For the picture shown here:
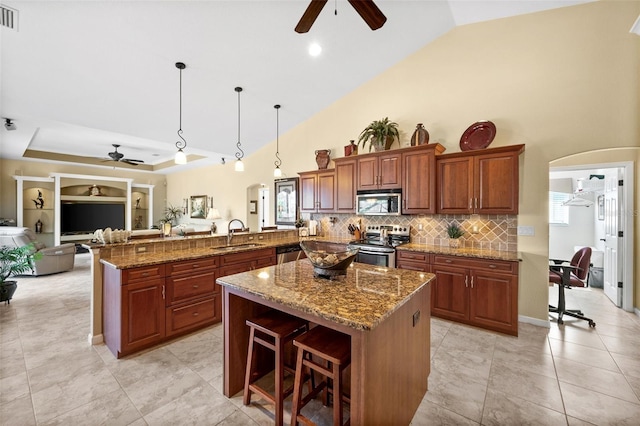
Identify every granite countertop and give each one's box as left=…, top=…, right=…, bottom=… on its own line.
left=398, top=243, right=521, bottom=262
left=217, top=259, right=434, bottom=331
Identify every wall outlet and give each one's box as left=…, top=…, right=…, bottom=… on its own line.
left=258, top=235, right=264, bottom=240
left=248, top=236, right=254, bottom=240
left=412, top=310, right=420, bottom=327
left=517, top=225, right=535, bottom=236
left=418, top=223, right=423, bottom=230
left=136, top=246, right=147, bottom=253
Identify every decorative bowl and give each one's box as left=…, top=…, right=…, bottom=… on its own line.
left=300, top=241, right=359, bottom=279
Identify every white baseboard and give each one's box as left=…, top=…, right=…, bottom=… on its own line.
left=88, top=333, right=104, bottom=345
left=519, top=315, right=550, bottom=328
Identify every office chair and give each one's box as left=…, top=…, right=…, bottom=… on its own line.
left=549, top=246, right=596, bottom=327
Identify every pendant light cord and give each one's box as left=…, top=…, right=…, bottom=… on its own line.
left=235, top=87, right=244, bottom=160
left=176, top=62, right=187, bottom=150
left=274, top=104, right=281, bottom=168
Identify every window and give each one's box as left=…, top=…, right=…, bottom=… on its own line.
left=549, top=192, right=570, bottom=225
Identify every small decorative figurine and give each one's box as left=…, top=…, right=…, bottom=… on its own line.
left=32, top=190, right=44, bottom=209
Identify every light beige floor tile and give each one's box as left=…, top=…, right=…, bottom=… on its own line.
left=0, top=394, right=36, bottom=425
left=554, top=357, right=639, bottom=403
left=0, top=337, right=26, bottom=380
left=492, top=342, right=557, bottom=379
left=215, top=408, right=261, bottom=425
left=410, top=399, right=479, bottom=425
left=560, top=381, right=640, bottom=425
left=548, top=326, right=606, bottom=351
left=0, top=370, right=30, bottom=404
left=549, top=337, right=620, bottom=373
left=567, top=416, right=597, bottom=425
left=127, top=418, right=149, bottom=426
left=600, top=334, right=640, bottom=359
left=431, top=347, right=493, bottom=381
left=143, top=383, right=237, bottom=425
left=481, top=388, right=567, bottom=426
left=39, top=388, right=142, bottom=426
left=423, top=366, right=487, bottom=422
left=488, top=359, right=564, bottom=413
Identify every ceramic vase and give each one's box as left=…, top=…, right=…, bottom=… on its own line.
left=411, top=123, right=430, bottom=146
left=344, top=140, right=358, bottom=157
left=315, top=149, right=331, bottom=169
left=449, top=238, right=461, bottom=249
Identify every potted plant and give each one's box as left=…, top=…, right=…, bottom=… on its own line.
left=446, top=223, right=465, bottom=248
left=357, top=117, right=400, bottom=152
left=0, top=244, right=41, bottom=304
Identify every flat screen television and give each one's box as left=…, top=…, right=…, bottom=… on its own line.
left=61, top=202, right=125, bottom=234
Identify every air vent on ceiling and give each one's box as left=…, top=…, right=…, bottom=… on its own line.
left=1, top=4, right=18, bottom=31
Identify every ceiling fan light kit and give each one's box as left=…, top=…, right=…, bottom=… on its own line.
left=174, top=61, right=188, bottom=165
left=295, top=0, right=386, bottom=33
left=234, top=86, right=245, bottom=172
left=106, top=144, right=144, bottom=166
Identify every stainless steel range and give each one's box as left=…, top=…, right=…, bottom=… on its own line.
left=348, top=224, right=411, bottom=267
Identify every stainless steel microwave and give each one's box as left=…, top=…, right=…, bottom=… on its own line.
left=356, top=190, right=402, bottom=216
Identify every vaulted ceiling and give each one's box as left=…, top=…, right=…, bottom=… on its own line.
left=0, top=1, right=592, bottom=173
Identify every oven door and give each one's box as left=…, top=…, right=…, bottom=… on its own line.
left=355, top=249, right=396, bottom=268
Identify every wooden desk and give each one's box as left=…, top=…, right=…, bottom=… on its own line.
left=217, top=260, right=433, bottom=425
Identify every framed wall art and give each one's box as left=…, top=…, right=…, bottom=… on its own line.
left=597, top=195, right=604, bottom=221
left=190, top=195, right=207, bottom=219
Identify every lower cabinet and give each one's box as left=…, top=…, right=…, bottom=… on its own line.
left=396, top=250, right=519, bottom=336
left=121, top=277, right=166, bottom=353
left=218, top=247, right=276, bottom=277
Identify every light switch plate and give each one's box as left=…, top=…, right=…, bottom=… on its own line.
left=517, top=225, right=535, bottom=236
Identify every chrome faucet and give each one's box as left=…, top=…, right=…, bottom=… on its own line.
left=227, top=219, right=246, bottom=245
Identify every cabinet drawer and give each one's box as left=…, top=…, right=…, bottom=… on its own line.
left=166, top=270, right=217, bottom=305
left=167, top=257, right=218, bottom=276
left=396, top=260, right=430, bottom=273
left=220, top=248, right=275, bottom=267
left=166, top=297, right=217, bottom=336
left=254, top=255, right=276, bottom=269
left=432, top=255, right=517, bottom=274
left=123, top=264, right=166, bottom=282
left=397, top=250, right=430, bottom=263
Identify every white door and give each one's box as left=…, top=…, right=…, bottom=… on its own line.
left=603, top=169, right=622, bottom=306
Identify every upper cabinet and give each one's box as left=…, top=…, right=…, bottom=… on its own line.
left=299, top=170, right=336, bottom=213
left=436, top=144, right=524, bottom=215
left=357, top=151, right=402, bottom=191
left=333, top=158, right=357, bottom=213
left=402, top=144, right=446, bottom=214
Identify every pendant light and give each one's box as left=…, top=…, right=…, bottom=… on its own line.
left=273, top=104, right=282, bottom=177
left=234, top=86, right=245, bottom=172
left=174, top=62, right=188, bottom=165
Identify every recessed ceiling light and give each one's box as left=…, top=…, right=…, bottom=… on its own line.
left=308, top=43, right=322, bottom=57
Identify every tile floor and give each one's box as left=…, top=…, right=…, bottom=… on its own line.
left=1, top=253, right=640, bottom=425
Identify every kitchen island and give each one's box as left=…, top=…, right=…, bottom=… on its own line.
left=217, top=259, right=434, bottom=425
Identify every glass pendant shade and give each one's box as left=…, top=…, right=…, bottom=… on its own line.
left=235, top=159, right=244, bottom=172
left=175, top=148, right=187, bottom=165
left=273, top=166, right=282, bottom=177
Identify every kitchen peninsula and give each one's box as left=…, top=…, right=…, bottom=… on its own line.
left=217, top=259, right=434, bottom=425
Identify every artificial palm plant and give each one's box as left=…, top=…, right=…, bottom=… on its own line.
left=0, top=244, right=41, bottom=303
left=357, top=117, right=400, bottom=152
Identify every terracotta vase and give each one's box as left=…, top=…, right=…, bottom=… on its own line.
left=411, top=123, right=430, bottom=146
left=315, top=149, right=331, bottom=169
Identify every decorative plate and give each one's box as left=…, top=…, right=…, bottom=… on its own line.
left=459, top=120, right=496, bottom=151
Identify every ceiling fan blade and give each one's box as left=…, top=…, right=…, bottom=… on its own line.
left=348, top=0, right=387, bottom=31
left=295, top=0, right=328, bottom=33
left=122, top=159, right=144, bottom=165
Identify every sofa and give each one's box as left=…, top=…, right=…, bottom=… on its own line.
left=0, top=227, right=75, bottom=276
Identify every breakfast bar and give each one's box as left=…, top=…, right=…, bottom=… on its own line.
left=217, top=259, right=434, bottom=425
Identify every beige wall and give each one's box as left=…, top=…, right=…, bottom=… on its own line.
left=0, top=158, right=168, bottom=226
left=166, top=1, right=640, bottom=321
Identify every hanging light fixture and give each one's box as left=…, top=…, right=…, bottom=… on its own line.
left=174, top=62, right=188, bottom=165
left=273, top=104, right=282, bottom=177
left=234, top=86, right=245, bottom=172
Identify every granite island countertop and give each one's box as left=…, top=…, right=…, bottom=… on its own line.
left=398, top=243, right=521, bottom=262
left=216, top=259, right=434, bottom=331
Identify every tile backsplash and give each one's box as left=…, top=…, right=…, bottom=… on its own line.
left=309, top=213, right=518, bottom=252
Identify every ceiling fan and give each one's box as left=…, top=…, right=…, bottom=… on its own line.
left=295, top=0, right=387, bottom=33
left=104, top=144, right=144, bottom=166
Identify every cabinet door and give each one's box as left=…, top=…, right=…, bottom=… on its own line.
left=357, top=156, right=379, bottom=191
left=378, top=153, right=402, bottom=189
left=469, top=271, right=518, bottom=335
left=402, top=149, right=436, bottom=214
left=475, top=152, right=519, bottom=214
left=335, top=159, right=357, bottom=212
left=299, top=173, right=318, bottom=212
left=437, top=157, right=474, bottom=214
left=317, top=171, right=335, bottom=212
left=122, top=278, right=165, bottom=354
left=431, top=265, right=468, bottom=321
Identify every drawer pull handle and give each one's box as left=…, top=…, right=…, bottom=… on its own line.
left=489, top=264, right=497, bottom=269
left=445, top=260, right=452, bottom=263
left=141, top=272, right=149, bottom=277
left=193, top=285, right=199, bottom=289
left=193, top=312, right=199, bottom=317
left=193, top=264, right=200, bottom=268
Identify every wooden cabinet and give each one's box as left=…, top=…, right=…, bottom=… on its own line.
left=165, top=257, right=220, bottom=337
left=436, top=144, right=524, bottom=214
left=401, top=145, right=444, bottom=214
left=218, top=247, right=276, bottom=278
left=299, top=170, right=335, bottom=213
left=357, top=152, right=402, bottom=191
left=334, top=158, right=357, bottom=213
left=395, top=250, right=519, bottom=336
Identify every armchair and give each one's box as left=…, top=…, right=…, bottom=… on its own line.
left=549, top=246, right=596, bottom=327
left=0, top=227, right=75, bottom=276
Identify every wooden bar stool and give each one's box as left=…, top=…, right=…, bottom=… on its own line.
left=290, top=326, right=351, bottom=426
left=244, top=311, right=308, bottom=426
